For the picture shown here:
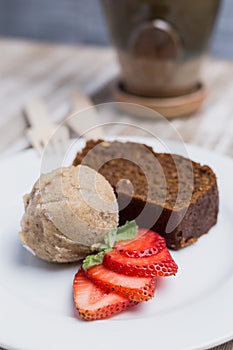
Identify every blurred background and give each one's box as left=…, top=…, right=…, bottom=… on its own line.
left=0, top=0, right=232, bottom=58
left=1, top=0, right=233, bottom=160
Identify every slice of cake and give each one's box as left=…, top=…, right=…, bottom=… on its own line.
left=73, top=139, right=219, bottom=250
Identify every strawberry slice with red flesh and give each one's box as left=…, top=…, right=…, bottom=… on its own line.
left=85, top=264, right=155, bottom=302
left=73, top=268, right=137, bottom=321
left=115, top=228, right=166, bottom=258
left=103, top=248, right=178, bottom=278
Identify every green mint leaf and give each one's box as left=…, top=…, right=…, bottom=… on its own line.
left=116, top=220, right=138, bottom=242
left=82, top=220, right=138, bottom=270
left=104, top=227, right=117, bottom=248
left=82, top=250, right=106, bottom=270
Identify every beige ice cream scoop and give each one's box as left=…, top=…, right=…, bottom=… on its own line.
left=20, top=165, right=118, bottom=263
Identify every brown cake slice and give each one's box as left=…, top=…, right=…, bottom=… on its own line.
left=73, top=139, right=219, bottom=250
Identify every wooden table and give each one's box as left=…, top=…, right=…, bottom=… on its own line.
left=0, top=39, right=232, bottom=350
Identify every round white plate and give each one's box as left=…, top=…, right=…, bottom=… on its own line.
left=0, top=137, right=233, bottom=350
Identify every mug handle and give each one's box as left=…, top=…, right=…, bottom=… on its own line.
left=129, top=19, right=180, bottom=60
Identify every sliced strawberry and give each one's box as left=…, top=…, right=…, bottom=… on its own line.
left=103, top=248, right=178, bottom=277
left=73, top=268, right=137, bottom=321
left=115, top=228, right=166, bottom=258
left=85, top=264, right=155, bottom=302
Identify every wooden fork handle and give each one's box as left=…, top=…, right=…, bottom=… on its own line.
left=24, top=98, right=54, bottom=130
left=25, top=127, right=44, bottom=155
left=71, top=90, right=96, bottom=113
left=66, top=90, right=104, bottom=140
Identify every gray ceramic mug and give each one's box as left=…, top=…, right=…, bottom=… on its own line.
left=102, top=0, right=221, bottom=97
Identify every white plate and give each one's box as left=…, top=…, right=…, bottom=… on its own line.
left=0, top=137, right=233, bottom=350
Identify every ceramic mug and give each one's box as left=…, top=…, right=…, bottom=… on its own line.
left=102, top=0, right=221, bottom=97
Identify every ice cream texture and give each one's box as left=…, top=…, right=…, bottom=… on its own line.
left=20, top=165, right=119, bottom=262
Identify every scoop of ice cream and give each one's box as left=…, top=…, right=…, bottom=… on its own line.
left=20, top=165, right=118, bottom=262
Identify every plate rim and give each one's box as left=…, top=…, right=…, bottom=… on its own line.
left=0, top=137, right=233, bottom=350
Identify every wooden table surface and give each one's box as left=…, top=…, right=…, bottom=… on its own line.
left=0, top=39, right=232, bottom=350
